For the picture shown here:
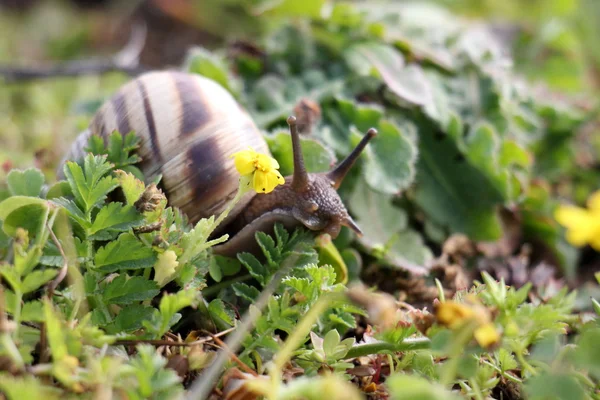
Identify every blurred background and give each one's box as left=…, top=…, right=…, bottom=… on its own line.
left=1, top=0, right=599, bottom=174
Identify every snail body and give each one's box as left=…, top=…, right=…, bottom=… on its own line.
left=62, top=71, right=375, bottom=255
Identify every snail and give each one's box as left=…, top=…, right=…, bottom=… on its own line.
left=60, top=70, right=376, bottom=256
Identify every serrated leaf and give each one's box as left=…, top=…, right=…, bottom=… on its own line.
left=0, top=376, right=61, bottom=400
left=43, top=300, right=68, bottom=361
left=208, top=298, right=235, bottom=328
left=21, top=301, right=44, bottom=322
left=238, top=253, right=267, bottom=286
left=106, top=304, right=155, bottom=334
left=153, top=250, right=179, bottom=287
left=51, top=197, right=90, bottom=230
left=102, top=275, right=160, bottom=305
left=7, top=168, right=45, bottom=197
left=0, top=264, right=22, bottom=292
left=88, top=202, right=144, bottom=240
left=114, top=170, right=145, bottom=205
left=144, top=289, right=199, bottom=338
left=63, top=154, right=118, bottom=214
left=94, top=233, right=156, bottom=273
left=21, top=269, right=58, bottom=293
left=232, top=282, right=261, bottom=303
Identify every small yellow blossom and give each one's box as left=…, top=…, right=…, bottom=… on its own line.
left=435, top=299, right=500, bottom=349
left=436, top=301, right=476, bottom=328
left=555, top=190, right=600, bottom=250
left=474, top=322, right=501, bottom=348
left=232, top=148, right=285, bottom=194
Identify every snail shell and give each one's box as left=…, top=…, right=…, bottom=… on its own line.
left=63, top=71, right=269, bottom=224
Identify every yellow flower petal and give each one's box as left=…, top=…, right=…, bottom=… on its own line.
left=435, top=301, right=475, bottom=328
left=587, top=190, right=600, bottom=211
left=254, top=153, right=275, bottom=172
left=233, top=148, right=258, bottom=176
left=474, top=322, right=500, bottom=348
left=554, top=205, right=590, bottom=229
left=253, top=169, right=285, bottom=194
left=589, top=234, right=600, bottom=252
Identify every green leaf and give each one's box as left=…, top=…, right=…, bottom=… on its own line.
left=387, top=374, right=460, bottom=400
left=0, top=375, right=61, bottom=400
left=208, top=298, right=235, bottom=328
left=51, top=197, right=90, bottom=230
left=102, top=275, right=160, bottom=305
left=363, top=120, right=418, bottom=194
left=43, top=300, right=68, bottom=361
left=114, top=170, right=145, bottom=205
left=345, top=42, right=433, bottom=107
left=126, top=345, right=182, bottom=399
left=525, top=372, right=585, bottom=400
left=349, top=179, right=430, bottom=272
left=258, top=0, right=325, bottom=18
left=238, top=253, right=267, bottom=286
left=0, top=264, right=22, bottom=292
left=88, top=203, right=144, bottom=240
left=232, top=282, right=260, bottom=303
left=21, top=269, right=58, bottom=293
left=7, top=168, right=45, bottom=197
left=414, top=119, right=505, bottom=240
left=0, top=197, right=49, bottom=236
left=94, top=233, right=156, bottom=273
left=63, top=154, right=118, bottom=214
left=185, top=47, right=238, bottom=96
left=322, top=329, right=341, bottom=357
left=21, top=301, right=45, bottom=322
left=45, top=181, right=72, bottom=200
left=267, top=131, right=335, bottom=176
left=106, top=304, right=155, bottom=334
left=144, top=289, right=200, bottom=338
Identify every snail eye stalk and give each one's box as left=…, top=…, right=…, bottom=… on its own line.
left=288, top=116, right=310, bottom=192
left=327, top=128, right=377, bottom=189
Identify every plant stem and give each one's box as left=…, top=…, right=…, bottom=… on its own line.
left=345, top=337, right=431, bottom=359
left=12, top=289, right=22, bottom=338
left=212, top=186, right=246, bottom=233
left=0, top=333, right=24, bottom=369
left=469, top=378, right=485, bottom=400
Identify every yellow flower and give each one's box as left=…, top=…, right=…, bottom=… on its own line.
left=435, top=301, right=475, bottom=329
left=555, top=190, right=600, bottom=250
left=435, top=299, right=500, bottom=349
left=232, top=148, right=285, bottom=194
left=474, top=322, right=500, bottom=348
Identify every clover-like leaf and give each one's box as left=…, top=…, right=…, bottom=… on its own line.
left=7, top=168, right=45, bottom=197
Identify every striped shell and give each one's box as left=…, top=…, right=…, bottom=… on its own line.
left=64, top=71, right=269, bottom=223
